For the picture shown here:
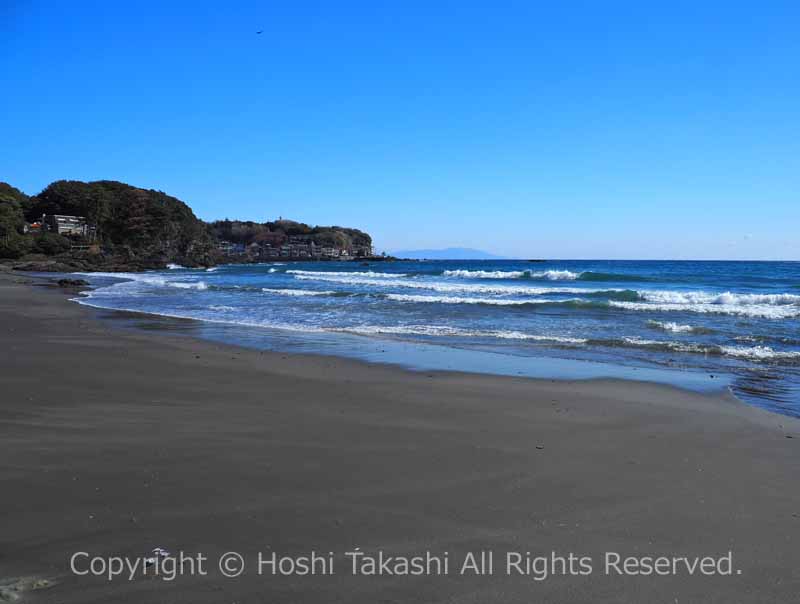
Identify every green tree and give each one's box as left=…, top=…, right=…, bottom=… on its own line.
left=32, top=232, right=71, bottom=255
left=0, top=198, right=32, bottom=258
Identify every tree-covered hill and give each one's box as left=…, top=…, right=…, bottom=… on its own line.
left=0, top=180, right=215, bottom=268
left=209, top=218, right=372, bottom=251
left=28, top=180, right=216, bottom=266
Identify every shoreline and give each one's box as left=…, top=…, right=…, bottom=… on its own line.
left=2, top=272, right=799, bottom=602
left=21, top=269, right=741, bottom=408
left=76, top=298, right=736, bottom=398
left=10, top=268, right=800, bottom=426
left=61, top=269, right=793, bottom=418
left=50, top=261, right=800, bottom=419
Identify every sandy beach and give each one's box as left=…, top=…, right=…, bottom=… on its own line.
left=1, top=271, right=798, bottom=603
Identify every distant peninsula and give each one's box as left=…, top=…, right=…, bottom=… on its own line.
left=0, top=180, right=375, bottom=272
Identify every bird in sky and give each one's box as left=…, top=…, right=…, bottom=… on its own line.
left=256, top=30, right=263, bottom=34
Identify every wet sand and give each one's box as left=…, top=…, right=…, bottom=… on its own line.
left=1, top=272, right=798, bottom=603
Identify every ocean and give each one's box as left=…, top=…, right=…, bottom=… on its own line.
left=74, top=260, right=800, bottom=417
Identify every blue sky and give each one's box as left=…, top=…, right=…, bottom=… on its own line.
left=2, top=1, right=799, bottom=259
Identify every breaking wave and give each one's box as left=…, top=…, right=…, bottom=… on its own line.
left=441, top=269, right=643, bottom=282
left=718, top=345, right=800, bottom=361
left=168, top=281, right=208, bottom=290
left=646, top=320, right=706, bottom=334
left=592, top=290, right=800, bottom=319
left=595, top=337, right=800, bottom=363
left=639, top=291, right=800, bottom=306
left=261, top=288, right=337, bottom=297
left=290, top=272, right=621, bottom=296
left=611, top=301, right=800, bottom=319
left=287, top=269, right=406, bottom=278
left=442, top=269, right=530, bottom=279
left=82, top=272, right=800, bottom=320
left=336, top=324, right=588, bottom=344
left=76, top=272, right=209, bottom=291
left=385, top=293, right=579, bottom=306
left=442, top=269, right=580, bottom=280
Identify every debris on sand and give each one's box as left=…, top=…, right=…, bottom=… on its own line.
left=144, top=547, right=171, bottom=566
left=0, top=576, right=55, bottom=602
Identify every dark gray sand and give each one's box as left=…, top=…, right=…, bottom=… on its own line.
left=1, top=272, right=798, bottom=603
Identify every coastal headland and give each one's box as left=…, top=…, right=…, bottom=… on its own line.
left=1, top=271, right=798, bottom=603
left=0, top=180, right=378, bottom=273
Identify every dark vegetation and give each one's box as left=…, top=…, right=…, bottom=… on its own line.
left=0, top=183, right=32, bottom=259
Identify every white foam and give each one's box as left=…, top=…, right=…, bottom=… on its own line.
left=72, top=298, right=329, bottom=333
left=166, top=263, right=185, bottom=270
left=290, top=273, right=800, bottom=315
left=261, top=288, right=336, bottom=297
left=71, top=296, right=586, bottom=346
left=287, top=270, right=405, bottom=278
left=611, top=300, right=800, bottom=319
left=443, top=269, right=529, bottom=279
left=441, top=269, right=581, bottom=280
left=718, top=345, right=800, bottom=361
left=291, top=273, right=613, bottom=296
left=75, top=272, right=209, bottom=292
left=532, top=270, right=580, bottom=280
left=168, top=281, right=208, bottom=290
left=610, top=337, right=800, bottom=361
left=646, top=320, right=697, bottom=333
left=338, top=324, right=587, bottom=344
left=639, top=290, right=800, bottom=306
left=608, top=289, right=800, bottom=318
left=618, top=337, right=706, bottom=354
left=386, top=293, right=565, bottom=306
left=208, top=305, right=236, bottom=311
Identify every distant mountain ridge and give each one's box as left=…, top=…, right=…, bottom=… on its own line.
left=390, top=247, right=505, bottom=260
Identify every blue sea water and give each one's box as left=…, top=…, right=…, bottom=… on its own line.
left=74, top=260, right=800, bottom=417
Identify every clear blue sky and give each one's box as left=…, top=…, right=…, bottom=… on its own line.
left=2, top=1, right=799, bottom=259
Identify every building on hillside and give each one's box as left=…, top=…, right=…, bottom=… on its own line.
left=41, top=214, right=92, bottom=237
left=320, top=247, right=339, bottom=258
left=263, top=247, right=280, bottom=258
left=351, top=244, right=373, bottom=257
left=216, top=241, right=246, bottom=255
left=215, top=238, right=373, bottom=260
